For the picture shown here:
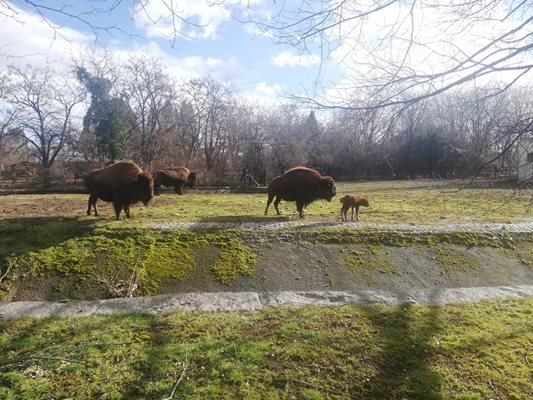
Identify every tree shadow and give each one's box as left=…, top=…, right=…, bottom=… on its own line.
left=120, top=315, right=185, bottom=399
left=0, top=217, right=99, bottom=297
left=0, top=217, right=98, bottom=261
left=197, top=215, right=291, bottom=223
left=360, top=292, right=443, bottom=399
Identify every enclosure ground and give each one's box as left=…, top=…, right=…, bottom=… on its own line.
left=1, top=180, right=532, bottom=399
left=1, top=180, right=532, bottom=302
left=1, top=299, right=532, bottom=399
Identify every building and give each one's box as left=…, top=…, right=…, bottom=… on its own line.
left=518, top=136, right=533, bottom=181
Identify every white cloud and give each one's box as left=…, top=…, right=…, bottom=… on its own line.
left=254, top=81, right=282, bottom=96
left=0, top=3, right=93, bottom=71
left=134, top=0, right=266, bottom=40
left=271, top=51, right=320, bottom=68
left=321, top=0, right=533, bottom=103
left=243, top=22, right=273, bottom=38
left=0, top=4, right=259, bottom=91
left=241, top=81, right=286, bottom=105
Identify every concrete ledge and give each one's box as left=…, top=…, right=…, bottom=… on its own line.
left=1, top=285, right=532, bottom=319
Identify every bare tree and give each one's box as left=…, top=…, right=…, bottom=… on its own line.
left=0, top=72, right=17, bottom=155
left=120, top=56, right=176, bottom=167
left=251, top=1, right=533, bottom=111
left=5, top=65, right=85, bottom=187
left=180, top=77, right=237, bottom=172
left=0, top=1, right=252, bottom=47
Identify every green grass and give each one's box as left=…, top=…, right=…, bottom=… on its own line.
left=0, top=298, right=531, bottom=399
left=344, top=245, right=399, bottom=276
left=129, top=181, right=533, bottom=224
left=0, top=227, right=257, bottom=299
left=1, top=180, right=531, bottom=224
left=1, top=219, right=531, bottom=300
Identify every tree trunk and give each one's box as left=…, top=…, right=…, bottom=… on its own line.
left=43, top=165, right=51, bottom=188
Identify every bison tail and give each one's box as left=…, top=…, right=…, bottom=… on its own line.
left=339, top=196, right=345, bottom=203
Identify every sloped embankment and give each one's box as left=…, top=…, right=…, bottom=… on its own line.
left=1, top=220, right=533, bottom=301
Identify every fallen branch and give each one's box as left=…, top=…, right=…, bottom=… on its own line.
left=97, top=266, right=141, bottom=298
left=0, top=260, right=13, bottom=285
left=292, top=378, right=350, bottom=398
left=163, top=350, right=189, bottom=400
left=0, top=355, right=92, bottom=368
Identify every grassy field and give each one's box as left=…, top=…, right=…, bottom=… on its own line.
left=1, top=180, right=532, bottom=301
left=1, top=299, right=532, bottom=399
left=1, top=180, right=532, bottom=399
left=1, top=180, right=532, bottom=224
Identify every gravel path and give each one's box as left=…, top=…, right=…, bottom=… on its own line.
left=149, top=220, right=533, bottom=233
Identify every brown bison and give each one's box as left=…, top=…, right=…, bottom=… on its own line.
left=264, top=167, right=336, bottom=218
left=153, top=167, right=197, bottom=195
left=340, top=194, right=369, bottom=222
left=84, top=161, right=154, bottom=220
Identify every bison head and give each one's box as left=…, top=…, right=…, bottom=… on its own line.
left=321, top=176, right=336, bottom=201
left=186, top=171, right=197, bottom=188
left=361, top=197, right=369, bottom=207
left=134, top=173, right=154, bottom=206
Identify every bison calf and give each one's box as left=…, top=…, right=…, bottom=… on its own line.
left=153, top=167, right=196, bottom=195
left=265, top=167, right=336, bottom=218
left=340, top=194, right=369, bottom=222
left=84, top=161, right=154, bottom=220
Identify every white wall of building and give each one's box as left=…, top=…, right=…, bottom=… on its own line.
left=518, top=137, right=533, bottom=181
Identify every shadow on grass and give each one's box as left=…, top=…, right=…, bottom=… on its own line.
left=0, top=217, right=99, bottom=289
left=361, top=293, right=443, bottom=399
left=197, top=215, right=291, bottom=223
left=0, top=217, right=97, bottom=257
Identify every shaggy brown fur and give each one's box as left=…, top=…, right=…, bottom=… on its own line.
left=265, top=166, right=336, bottom=218
left=340, top=194, right=369, bottom=222
left=84, top=161, right=154, bottom=220
left=153, top=167, right=197, bottom=195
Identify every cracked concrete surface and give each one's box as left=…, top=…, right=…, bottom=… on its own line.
left=1, top=285, right=532, bottom=319
left=148, top=221, right=533, bottom=233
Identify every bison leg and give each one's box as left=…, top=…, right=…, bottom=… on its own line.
left=351, top=206, right=355, bottom=221
left=175, top=182, right=184, bottom=195
left=124, top=203, right=132, bottom=219
left=87, top=195, right=93, bottom=216
left=341, top=206, right=346, bottom=222
left=113, top=197, right=123, bottom=220
left=355, top=205, right=360, bottom=221
left=273, top=197, right=282, bottom=216
left=296, top=200, right=305, bottom=218
left=264, top=194, right=274, bottom=215
left=87, top=194, right=98, bottom=216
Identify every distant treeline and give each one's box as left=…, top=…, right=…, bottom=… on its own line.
left=1, top=55, right=531, bottom=187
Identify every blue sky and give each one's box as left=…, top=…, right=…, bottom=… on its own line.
left=0, top=0, right=341, bottom=103
left=2, top=1, right=531, bottom=108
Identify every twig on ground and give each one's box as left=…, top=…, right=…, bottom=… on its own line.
left=0, top=259, right=13, bottom=285
left=0, top=356, right=92, bottom=368
left=98, top=266, right=141, bottom=298
left=162, top=350, right=189, bottom=400
left=292, top=379, right=350, bottom=398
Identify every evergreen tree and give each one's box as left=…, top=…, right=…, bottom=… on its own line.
left=76, top=67, right=129, bottom=163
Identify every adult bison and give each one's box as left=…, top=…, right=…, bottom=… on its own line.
left=84, top=161, right=154, bottom=220
left=264, top=167, right=336, bottom=218
left=153, top=167, right=196, bottom=195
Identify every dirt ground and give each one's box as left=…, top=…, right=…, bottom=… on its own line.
left=5, top=239, right=533, bottom=301
left=151, top=242, right=533, bottom=295
left=1, top=182, right=533, bottom=301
